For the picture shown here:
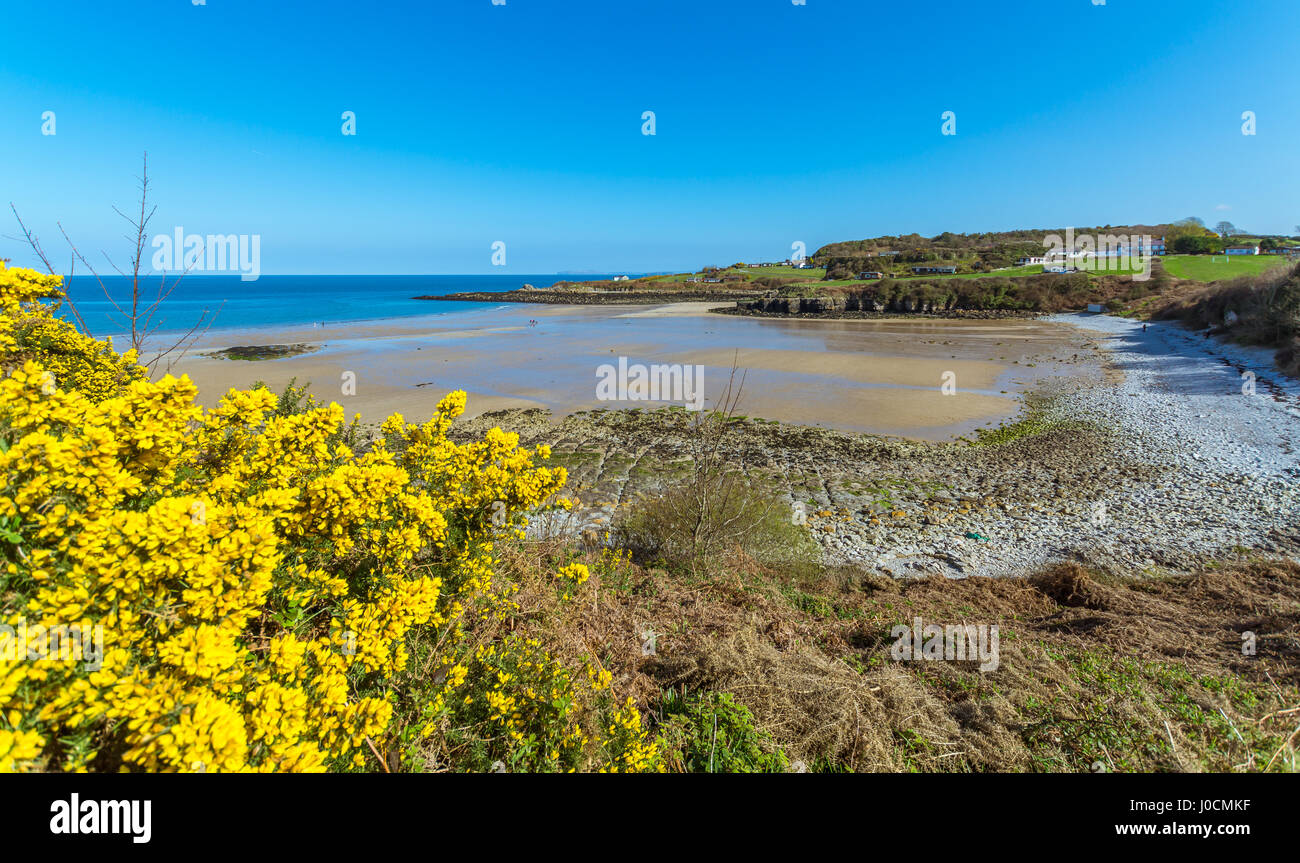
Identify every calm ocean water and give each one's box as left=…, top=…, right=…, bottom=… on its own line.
left=60, top=274, right=630, bottom=337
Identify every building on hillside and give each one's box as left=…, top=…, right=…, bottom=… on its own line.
left=1119, top=236, right=1167, bottom=256
left=910, top=266, right=957, bottom=275
left=858, top=271, right=885, bottom=280
left=612, top=275, right=630, bottom=281
left=1225, top=244, right=1261, bottom=255
left=1017, top=256, right=1046, bottom=266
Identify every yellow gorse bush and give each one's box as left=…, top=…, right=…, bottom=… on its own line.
left=0, top=262, right=145, bottom=403
left=0, top=263, right=659, bottom=772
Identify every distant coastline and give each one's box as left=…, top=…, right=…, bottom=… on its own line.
left=61, top=273, right=627, bottom=337
left=415, top=288, right=755, bottom=305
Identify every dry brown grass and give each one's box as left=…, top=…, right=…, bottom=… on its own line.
left=494, top=539, right=1300, bottom=772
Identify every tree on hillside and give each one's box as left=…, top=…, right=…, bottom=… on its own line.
left=1171, top=234, right=1223, bottom=255
left=1215, top=221, right=1238, bottom=238
left=1167, top=217, right=1216, bottom=249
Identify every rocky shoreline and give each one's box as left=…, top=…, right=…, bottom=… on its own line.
left=452, top=313, right=1300, bottom=580
left=726, top=295, right=1043, bottom=316
left=717, top=304, right=1043, bottom=321
left=416, top=289, right=758, bottom=305
left=207, top=343, right=321, bottom=361
left=417, top=287, right=1045, bottom=320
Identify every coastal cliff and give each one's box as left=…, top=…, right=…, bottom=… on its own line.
left=724, top=296, right=1041, bottom=318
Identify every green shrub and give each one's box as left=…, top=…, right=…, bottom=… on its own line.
left=655, top=691, right=788, bottom=773
left=613, top=473, right=818, bottom=575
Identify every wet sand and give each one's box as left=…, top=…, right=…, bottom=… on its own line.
left=164, top=302, right=1094, bottom=440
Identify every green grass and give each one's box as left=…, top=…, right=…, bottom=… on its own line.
left=888, top=263, right=1133, bottom=281
left=792, top=268, right=1045, bottom=287
left=903, top=264, right=1045, bottom=280
left=956, top=395, right=1089, bottom=447
left=961, top=264, right=1044, bottom=278
left=1022, top=648, right=1296, bottom=773
left=932, top=262, right=1145, bottom=280
left=740, top=265, right=827, bottom=280
left=1162, top=254, right=1290, bottom=282
left=787, top=279, right=860, bottom=290
left=644, top=265, right=829, bottom=285
left=1076, top=260, right=1150, bottom=277
left=654, top=691, right=788, bottom=773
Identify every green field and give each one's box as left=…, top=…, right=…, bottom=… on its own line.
left=738, top=265, right=827, bottom=279
left=907, top=264, right=1045, bottom=279
left=645, top=265, right=828, bottom=283
left=1162, top=254, right=1291, bottom=282
left=894, top=261, right=1144, bottom=280
left=787, top=279, right=860, bottom=291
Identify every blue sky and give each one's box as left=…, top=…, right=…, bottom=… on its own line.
left=2, top=0, right=1297, bottom=274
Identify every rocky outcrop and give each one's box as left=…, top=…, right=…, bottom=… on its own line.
left=730, top=296, right=1036, bottom=319
left=418, top=289, right=760, bottom=305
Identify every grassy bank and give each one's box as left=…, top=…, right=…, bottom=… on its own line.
left=1154, top=261, right=1300, bottom=376
left=488, top=401, right=1298, bottom=772
left=506, top=532, right=1300, bottom=772
left=1162, top=254, right=1291, bottom=282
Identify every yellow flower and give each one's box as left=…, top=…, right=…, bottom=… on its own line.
left=0, top=263, right=663, bottom=774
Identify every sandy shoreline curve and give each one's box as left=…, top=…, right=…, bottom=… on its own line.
left=162, top=301, right=1096, bottom=440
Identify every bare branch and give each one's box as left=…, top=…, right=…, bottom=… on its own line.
left=21, top=152, right=220, bottom=375
left=10, top=203, right=93, bottom=336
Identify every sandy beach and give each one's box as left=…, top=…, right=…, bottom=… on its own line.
left=166, top=302, right=1095, bottom=440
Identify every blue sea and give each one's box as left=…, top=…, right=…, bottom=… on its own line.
left=60, top=274, right=632, bottom=337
